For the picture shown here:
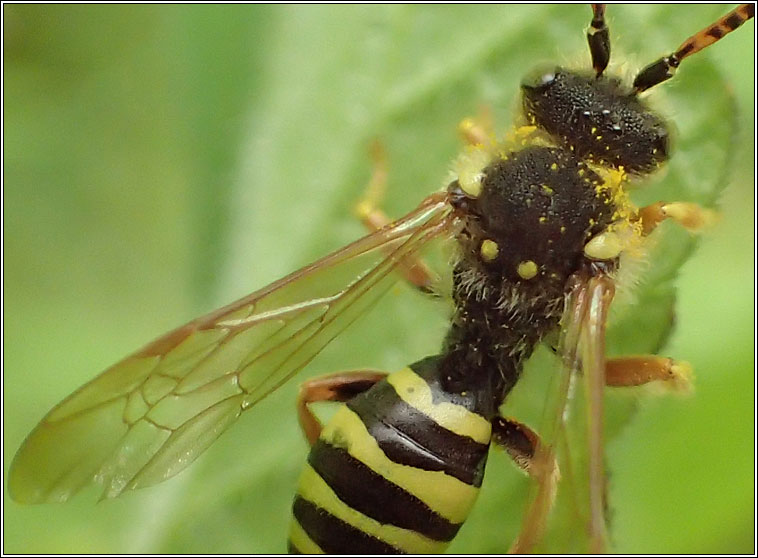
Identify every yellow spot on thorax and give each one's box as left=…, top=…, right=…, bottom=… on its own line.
left=517, top=260, right=538, bottom=280
left=480, top=239, right=499, bottom=262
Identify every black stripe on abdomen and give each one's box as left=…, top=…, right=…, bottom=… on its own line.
left=308, top=440, right=461, bottom=542
left=292, top=496, right=401, bottom=554
left=347, top=381, right=489, bottom=486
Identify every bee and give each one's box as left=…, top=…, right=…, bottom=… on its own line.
left=4, top=4, right=756, bottom=556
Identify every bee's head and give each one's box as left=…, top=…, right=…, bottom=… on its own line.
left=520, top=67, right=670, bottom=174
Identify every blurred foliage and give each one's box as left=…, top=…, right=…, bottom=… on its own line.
left=3, top=4, right=754, bottom=554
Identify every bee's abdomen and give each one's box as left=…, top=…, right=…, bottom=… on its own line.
left=288, top=363, right=492, bottom=554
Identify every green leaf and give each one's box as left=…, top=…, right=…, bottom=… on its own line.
left=4, top=5, right=753, bottom=554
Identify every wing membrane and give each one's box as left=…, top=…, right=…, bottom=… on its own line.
left=510, top=279, right=589, bottom=553
left=514, top=272, right=618, bottom=554
left=9, top=193, right=453, bottom=504
left=580, top=276, right=616, bottom=552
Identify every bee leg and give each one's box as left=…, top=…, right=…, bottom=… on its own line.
left=492, top=417, right=557, bottom=479
left=606, top=356, right=693, bottom=392
left=636, top=201, right=717, bottom=235
left=458, top=105, right=495, bottom=146
left=296, top=370, right=387, bottom=446
left=491, top=417, right=559, bottom=554
left=354, top=140, right=441, bottom=296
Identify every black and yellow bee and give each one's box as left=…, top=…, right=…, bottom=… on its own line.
left=5, top=4, right=755, bottom=554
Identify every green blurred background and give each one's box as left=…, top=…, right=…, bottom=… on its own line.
left=3, top=5, right=753, bottom=554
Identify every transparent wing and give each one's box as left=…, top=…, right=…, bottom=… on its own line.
left=9, top=193, right=454, bottom=504
left=510, top=278, right=589, bottom=553
left=579, top=276, right=616, bottom=553
left=512, top=272, right=616, bottom=553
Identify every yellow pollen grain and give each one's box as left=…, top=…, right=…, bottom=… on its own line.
left=517, top=260, right=538, bottom=280
left=515, top=125, right=537, bottom=138
left=480, top=239, right=499, bottom=262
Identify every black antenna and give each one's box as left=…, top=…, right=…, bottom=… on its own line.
left=587, top=4, right=610, bottom=77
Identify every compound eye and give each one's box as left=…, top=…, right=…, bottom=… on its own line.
left=651, top=127, right=670, bottom=160
left=520, top=66, right=560, bottom=92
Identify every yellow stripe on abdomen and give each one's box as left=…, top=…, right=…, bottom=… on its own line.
left=387, top=367, right=492, bottom=444
left=320, top=406, right=481, bottom=524
left=288, top=516, right=324, bottom=554
left=295, top=464, right=449, bottom=554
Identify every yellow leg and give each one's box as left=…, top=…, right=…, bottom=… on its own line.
left=354, top=140, right=441, bottom=295
left=637, top=201, right=716, bottom=236
left=605, top=355, right=693, bottom=392
left=296, top=371, right=387, bottom=446
left=494, top=417, right=559, bottom=555
left=492, top=417, right=558, bottom=481
left=458, top=104, right=495, bottom=146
